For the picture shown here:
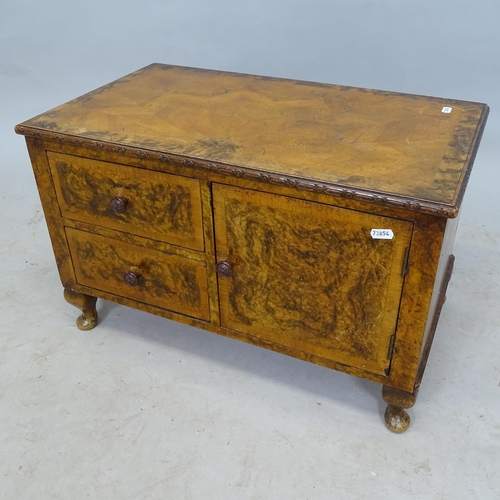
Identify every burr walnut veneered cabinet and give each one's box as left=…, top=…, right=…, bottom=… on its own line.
left=16, top=64, right=488, bottom=432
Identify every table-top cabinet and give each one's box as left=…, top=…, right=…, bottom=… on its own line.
left=16, top=63, right=488, bottom=432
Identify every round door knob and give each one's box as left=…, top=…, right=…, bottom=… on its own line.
left=110, top=196, right=128, bottom=213
left=216, top=261, right=232, bottom=277
left=124, top=270, right=141, bottom=287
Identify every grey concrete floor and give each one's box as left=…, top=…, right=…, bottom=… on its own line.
left=1, top=137, right=499, bottom=499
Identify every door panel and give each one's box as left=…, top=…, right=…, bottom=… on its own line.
left=213, top=184, right=413, bottom=375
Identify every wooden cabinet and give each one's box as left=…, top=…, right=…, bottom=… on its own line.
left=16, top=64, right=488, bottom=432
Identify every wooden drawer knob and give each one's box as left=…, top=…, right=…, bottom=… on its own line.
left=216, top=261, right=232, bottom=277
left=124, top=270, right=141, bottom=287
left=110, top=196, right=128, bottom=213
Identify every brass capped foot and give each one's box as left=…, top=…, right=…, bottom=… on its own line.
left=64, top=289, right=98, bottom=330
left=382, top=385, right=418, bottom=433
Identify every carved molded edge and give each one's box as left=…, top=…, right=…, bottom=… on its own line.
left=450, top=104, right=489, bottom=211
left=15, top=124, right=460, bottom=218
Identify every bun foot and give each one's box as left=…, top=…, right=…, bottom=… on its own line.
left=384, top=405, right=411, bottom=433
left=64, top=289, right=98, bottom=330
left=75, top=310, right=98, bottom=331
left=382, top=385, right=418, bottom=433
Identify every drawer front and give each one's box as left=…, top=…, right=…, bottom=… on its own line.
left=213, top=184, right=413, bottom=376
left=66, top=227, right=210, bottom=321
left=48, top=151, right=204, bottom=251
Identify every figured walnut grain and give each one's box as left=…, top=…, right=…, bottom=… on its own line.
left=66, top=228, right=210, bottom=321
left=213, top=183, right=413, bottom=376
left=16, top=64, right=489, bottom=217
left=48, top=151, right=204, bottom=251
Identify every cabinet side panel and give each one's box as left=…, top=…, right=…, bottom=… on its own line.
left=25, top=138, right=76, bottom=287
left=387, top=213, right=447, bottom=392
left=415, top=216, right=459, bottom=386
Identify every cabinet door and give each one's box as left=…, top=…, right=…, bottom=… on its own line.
left=213, top=184, right=413, bottom=376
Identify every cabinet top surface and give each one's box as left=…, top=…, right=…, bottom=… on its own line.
left=16, top=63, right=488, bottom=217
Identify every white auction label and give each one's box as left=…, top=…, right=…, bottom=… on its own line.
left=371, top=229, right=394, bottom=240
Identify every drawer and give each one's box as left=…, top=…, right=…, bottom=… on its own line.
left=66, top=227, right=210, bottom=321
left=48, top=151, right=204, bottom=251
